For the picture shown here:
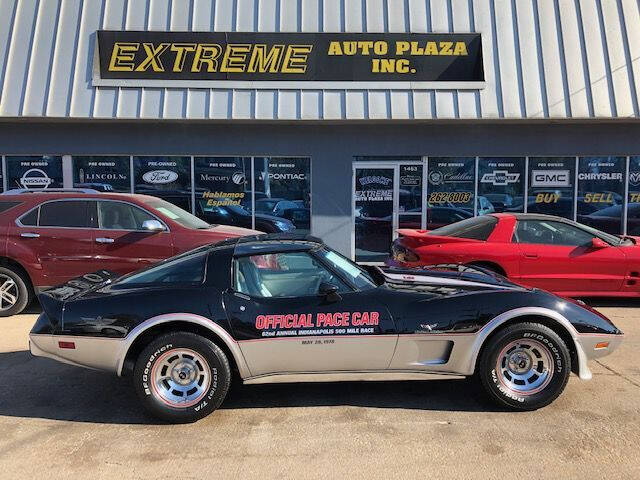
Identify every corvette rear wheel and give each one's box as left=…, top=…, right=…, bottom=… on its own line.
left=133, top=332, right=231, bottom=423
left=478, top=322, right=570, bottom=410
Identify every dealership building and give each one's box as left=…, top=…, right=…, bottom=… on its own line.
left=1, top=0, right=640, bottom=262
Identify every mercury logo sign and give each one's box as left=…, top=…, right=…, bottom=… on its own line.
left=20, top=168, right=53, bottom=189
left=531, top=170, right=570, bottom=187
left=481, top=170, right=520, bottom=186
left=232, top=171, right=246, bottom=185
left=142, top=170, right=178, bottom=184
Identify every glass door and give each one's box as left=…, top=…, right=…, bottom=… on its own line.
left=353, top=162, right=424, bottom=263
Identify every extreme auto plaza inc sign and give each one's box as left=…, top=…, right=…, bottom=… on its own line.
left=93, top=31, right=484, bottom=88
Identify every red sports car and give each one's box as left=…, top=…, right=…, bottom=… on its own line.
left=389, top=213, right=640, bottom=297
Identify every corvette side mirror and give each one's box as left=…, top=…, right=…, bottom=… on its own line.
left=591, top=237, right=608, bottom=249
left=319, top=282, right=341, bottom=302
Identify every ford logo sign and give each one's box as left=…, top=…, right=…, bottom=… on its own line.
left=142, top=170, right=179, bottom=184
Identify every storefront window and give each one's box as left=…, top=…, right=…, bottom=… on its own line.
left=133, top=156, right=192, bottom=211
left=73, top=156, right=131, bottom=192
left=193, top=157, right=254, bottom=229
left=254, top=157, right=311, bottom=234
left=527, top=157, right=576, bottom=219
left=478, top=157, right=525, bottom=214
left=577, top=156, right=625, bottom=234
left=627, top=156, right=640, bottom=235
left=6, top=156, right=63, bottom=191
left=354, top=167, right=394, bottom=262
left=426, top=157, right=475, bottom=229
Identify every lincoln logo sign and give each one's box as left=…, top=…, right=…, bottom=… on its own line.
left=94, top=31, right=483, bottom=88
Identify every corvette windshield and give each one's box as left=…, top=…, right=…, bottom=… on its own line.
left=317, top=248, right=377, bottom=290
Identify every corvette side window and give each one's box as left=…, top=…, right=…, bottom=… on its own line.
left=234, top=252, right=349, bottom=298
left=515, top=220, right=595, bottom=247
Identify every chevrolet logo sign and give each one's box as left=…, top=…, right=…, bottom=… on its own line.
left=480, top=170, right=520, bottom=186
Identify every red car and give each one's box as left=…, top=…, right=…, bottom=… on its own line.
left=390, top=213, right=640, bottom=298
left=0, top=189, right=257, bottom=316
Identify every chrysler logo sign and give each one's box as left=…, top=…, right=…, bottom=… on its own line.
left=531, top=170, right=570, bottom=187
left=20, top=168, right=53, bottom=189
left=142, top=170, right=178, bottom=184
left=481, top=170, right=520, bottom=186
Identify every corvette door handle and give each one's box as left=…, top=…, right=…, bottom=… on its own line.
left=95, top=237, right=115, bottom=244
left=523, top=253, right=538, bottom=259
left=20, top=232, right=40, bottom=238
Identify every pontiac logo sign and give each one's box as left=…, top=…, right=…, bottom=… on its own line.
left=142, top=170, right=178, bottom=184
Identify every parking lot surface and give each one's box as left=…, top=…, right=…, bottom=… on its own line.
left=1, top=303, right=639, bottom=480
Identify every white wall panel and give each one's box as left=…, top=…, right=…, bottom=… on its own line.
left=515, top=0, right=544, bottom=118
left=255, top=90, right=277, bottom=118
left=1, top=0, right=638, bottom=121
left=278, top=90, right=298, bottom=118
left=0, top=0, right=38, bottom=116
left=536, top=0, right=565, bottom=117
left=600, top=0, right=634, bottom=117
left=368, top=90, right=389, bottom=118
left=22, top=0, right=61, bottom=116
left=280, top=0, right=300, bottom=32
left=620, top=0, right=640, bottom=116
left=493, top=0, right=521, bottom=117
left=580, top=0, right=612, bottom=117
left=345, top=0, right=365, bottom=31
left=558, top=0, right=589, bottom=117
left=346, top=91, right=366, bottom=118
left=472, top=0, right=499, bottom=117
left=412, top=90, right=433, bottom=118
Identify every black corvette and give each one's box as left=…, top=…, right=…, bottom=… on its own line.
left=29, top=234, right=623, bottom=422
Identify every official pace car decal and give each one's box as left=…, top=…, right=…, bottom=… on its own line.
left=255, top=311, right=380, bottom=337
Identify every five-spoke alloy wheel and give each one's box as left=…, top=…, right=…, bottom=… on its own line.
left=0, top=266, right=31, bottom=317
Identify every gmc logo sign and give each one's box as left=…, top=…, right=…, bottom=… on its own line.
left=531, top=170, right=570, bottom=188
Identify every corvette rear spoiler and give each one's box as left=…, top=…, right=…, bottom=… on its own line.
left=396, top=229, right=482, bottom=246
left=38, top=270, right=119, bottom=325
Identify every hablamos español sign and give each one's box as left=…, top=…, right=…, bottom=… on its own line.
left=93, top=31, right=484, bottom=89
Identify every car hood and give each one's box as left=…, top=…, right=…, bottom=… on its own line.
left=254, top=212, right=292, bottom=224
left=201, top=224, right=260, bottom=236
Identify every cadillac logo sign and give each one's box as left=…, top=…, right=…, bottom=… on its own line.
left=142, top=170, right=179, bottom=184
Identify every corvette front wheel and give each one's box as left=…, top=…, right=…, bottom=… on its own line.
left=133, top=332, right=231, bottom=423
left=478, top=322, right=571, bottom=410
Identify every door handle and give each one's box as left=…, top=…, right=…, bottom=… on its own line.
left=20, top=232, right=40, bottom=238
left=95, top=237, right=115, bottom=244
left=523, top=253, right=538, bottom=259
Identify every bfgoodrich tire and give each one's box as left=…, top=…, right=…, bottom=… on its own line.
left=478, top=322, right=571, bottom=411
left=133, top=332, right=231, bottom=423
left=0, top=266, right=31, bottom=317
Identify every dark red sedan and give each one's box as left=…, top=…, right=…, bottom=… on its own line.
left=0, top=190, right=257, bottom=315
left=389, top=213, right=640, bottom=298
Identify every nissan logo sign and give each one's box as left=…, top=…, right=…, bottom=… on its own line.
left=20, top=168, right=53, bottom=189
left=142, top=170, right=179, bottom=184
